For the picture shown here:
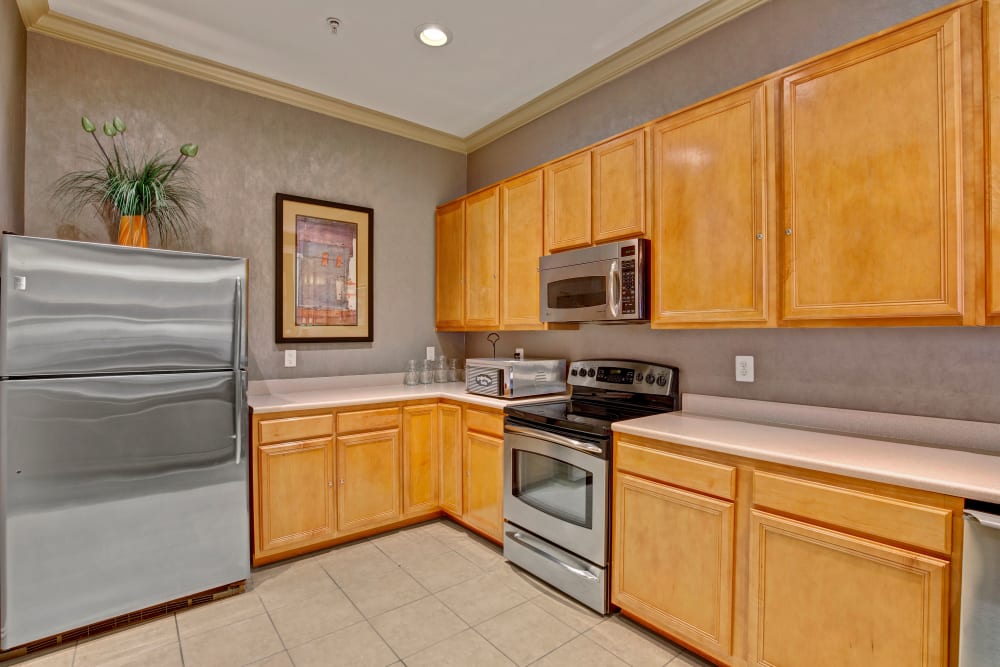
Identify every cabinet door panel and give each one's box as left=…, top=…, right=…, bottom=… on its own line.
left=258, top=438, right=335, bottom=554
left=435, top=200, right=465, bottom=329
left=749, top=511, right=948, bottom=667
left=612, top=473, right=734, bottom=658
left=336, top=429, right=401, bottom=533
left=781, top=9, right=973, bottom=322
left=545, top=153, right=592, bottom=252
left=402, top=405, right=438, bottom=516
left=593, top=129, right=647, bottom=243
left=465, top=188, right=501, bottom=327
left=439, top=404, right=463, bottom=515
left=463, top=432, right=503, bottom=541
left=501, top=170, right=544, bottom=329
left=652, top=83, right=772, bottom=326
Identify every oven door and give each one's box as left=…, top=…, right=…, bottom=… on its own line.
left=539, top=259, right=617, bottom=323
left=503, top=425, right=608, bottom=565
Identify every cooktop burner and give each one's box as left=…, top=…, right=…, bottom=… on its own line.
left=504, top=359, right=678, bottom=439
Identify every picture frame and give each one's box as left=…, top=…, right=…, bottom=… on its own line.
left=275, top=193, right=373, bottom=343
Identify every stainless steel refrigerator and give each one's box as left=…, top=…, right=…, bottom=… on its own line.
left=0, top=235, right=250, bottom=650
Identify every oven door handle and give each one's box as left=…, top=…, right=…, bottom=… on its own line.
left=505, top=530, right=600, bottom=581
left=504, top=423, right=604, bottom=455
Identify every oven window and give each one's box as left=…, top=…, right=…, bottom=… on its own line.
left=512, top=450, right=592, bottom=528
left=547, top=276, right=606, bottom=309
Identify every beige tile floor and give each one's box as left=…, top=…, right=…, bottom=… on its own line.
left=9, top=520, right=715, bottom=667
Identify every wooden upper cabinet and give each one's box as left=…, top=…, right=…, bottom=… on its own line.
left=464, top=187, right=501, bottom=328
left=336, top=429, right=401, bottom=533
left=612, top=473, right=735, bottom=661
left=593, top=129, right=648, bottom=243
left=438, top=403, right=463, bottom=516
left=500, top=170, right=545, bottom=329
left=402, top=405, right=438, bottom=516
left=463, top=431, right=504, bottom=541
left=545, top=152, right=592, bottom=252
left=988, top=0, right=1000, bottom=325
left=435, top=200, right=464, bottom=329
left=748, top=511, right=948, bottom=667
left=780, top=5, right=980, bottom=325
left=651, top=82, right=774, bottom=327
left=256, top=438, right=335, bottom=557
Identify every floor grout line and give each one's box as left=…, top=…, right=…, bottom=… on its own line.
left=173, top=614, right=186, bottom=667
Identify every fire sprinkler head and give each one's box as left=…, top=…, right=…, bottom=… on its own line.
left=326, top=17, right=341, bottom=34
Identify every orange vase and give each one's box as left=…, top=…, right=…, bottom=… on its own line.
left=118, top=215, right=149, bottom=248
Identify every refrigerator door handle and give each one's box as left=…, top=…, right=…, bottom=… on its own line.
left=232, top=277, right=245, bottom=465
left=233, top=370, right=243, bottom=465
left=233, top=277, right=245, bottom=371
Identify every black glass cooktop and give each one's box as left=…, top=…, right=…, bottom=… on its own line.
left=504, top=397, right=670, bottom=438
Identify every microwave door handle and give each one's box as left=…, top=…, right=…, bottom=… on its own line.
left=608, top=260, right=621, bottom=318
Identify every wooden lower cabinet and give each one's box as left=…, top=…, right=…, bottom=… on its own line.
left=463, top=431, right=504, bottom=541
left=256, top=437, right=335, bottom=556
left=612, top=473, right=735, bottom=661
left=336, top=429, right=401, bottom=533
left=402, top=405, right=439, bottom=516
left=748, top=511, right=949, bottom=667
left=438, top=403, right=464, bottom=515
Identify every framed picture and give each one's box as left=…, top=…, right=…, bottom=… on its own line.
left=275, top=193, right=373, bottom=342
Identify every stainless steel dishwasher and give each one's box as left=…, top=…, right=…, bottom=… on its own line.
left=960, top=502, right=1000, bottom=666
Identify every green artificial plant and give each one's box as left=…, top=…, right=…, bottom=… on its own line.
left=54, top=115, right=203, bottom=242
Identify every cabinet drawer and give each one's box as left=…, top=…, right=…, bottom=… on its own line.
left=616, top=439, right=736, bottom=501
left=259, top=414, right=333, bottom=445
left=752, top=471, right=952, bottom=554
left=337, top=407, right=401, bottom=434
left=464, top=408, right=503, bottom=437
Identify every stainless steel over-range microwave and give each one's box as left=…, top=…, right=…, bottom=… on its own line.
left=539, top=239, right=649, bottom=323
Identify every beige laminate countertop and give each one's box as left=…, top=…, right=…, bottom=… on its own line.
left=613, top=410, right=1000, bottom=504
left=248, top=379, right=568, bottom=414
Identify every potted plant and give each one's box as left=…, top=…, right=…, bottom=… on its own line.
left=54, top=116, right=202, bottom=247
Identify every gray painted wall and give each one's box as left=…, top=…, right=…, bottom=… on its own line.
left=468, top=0, right=953, bottom=189
left=465, top=0, right=1000, bottom=424
left=1, top=3, right=26, bottom=235
left=24, top=35, right=466, bottom=381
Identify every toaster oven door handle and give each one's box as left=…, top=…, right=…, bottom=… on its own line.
left=607, top=260, right=621, bottom=318
left=504, top=423, right=604, bottom=455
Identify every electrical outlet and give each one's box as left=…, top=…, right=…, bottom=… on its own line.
left=514, top=347, right=524, bottom=361
left=284, top=349, right=296, bottom=368
left=426, top=346, right=436, bottom=361
left=735, top=355, right=754, bottom=382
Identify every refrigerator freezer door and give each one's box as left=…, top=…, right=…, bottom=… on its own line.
left=0, top=371, right=249, bottom=649
left=1, top=236, right=246, bottom=377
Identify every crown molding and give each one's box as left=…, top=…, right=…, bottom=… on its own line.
left=17, top=0, right=767, bottom=155
left=15, top=1, right=467, bottom=153
left=463, top=0, right=770, bottom=152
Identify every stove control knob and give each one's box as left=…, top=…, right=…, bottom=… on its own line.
left=571, top=369, right=578, bottom=376
left=587, top=368, right=596, bottom=378
left=645, top=374, right=655, bottom=385
left=657, top=375, right=668, bottom=387
left=633, top=374, right=642, bottom=383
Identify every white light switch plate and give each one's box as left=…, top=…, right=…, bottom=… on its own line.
left=284, top=350, right=296, bottom=367
left=426, top=347, right=436, bottom=361
left=736, top=355, right=754, bottom=382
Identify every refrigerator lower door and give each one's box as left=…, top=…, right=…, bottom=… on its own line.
left=1, top=235, right=246, bottom=377
left=0, top=371, right=249, bottom=649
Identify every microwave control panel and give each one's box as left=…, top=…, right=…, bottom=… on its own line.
left=621, top=259, right=636, bottom=315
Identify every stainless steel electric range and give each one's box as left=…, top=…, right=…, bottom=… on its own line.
left=502, top=359, right=678, bottom=613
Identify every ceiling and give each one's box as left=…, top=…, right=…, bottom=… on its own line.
left=21, top=0, right=769, bottom=151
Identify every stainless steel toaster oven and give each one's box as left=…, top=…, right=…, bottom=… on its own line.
left=465, top=358, right=567, bottom=399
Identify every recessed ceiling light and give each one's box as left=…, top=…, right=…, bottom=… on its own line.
left=415, top=23, right=451, bottom=47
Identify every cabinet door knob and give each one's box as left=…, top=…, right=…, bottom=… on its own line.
left=785, top=228, right=792, bottom=236
left=328, top=481, right=333, bottom=487
left=756, top=233, right=764, bottom=240
left=340, top=479, right=345, bottom=485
